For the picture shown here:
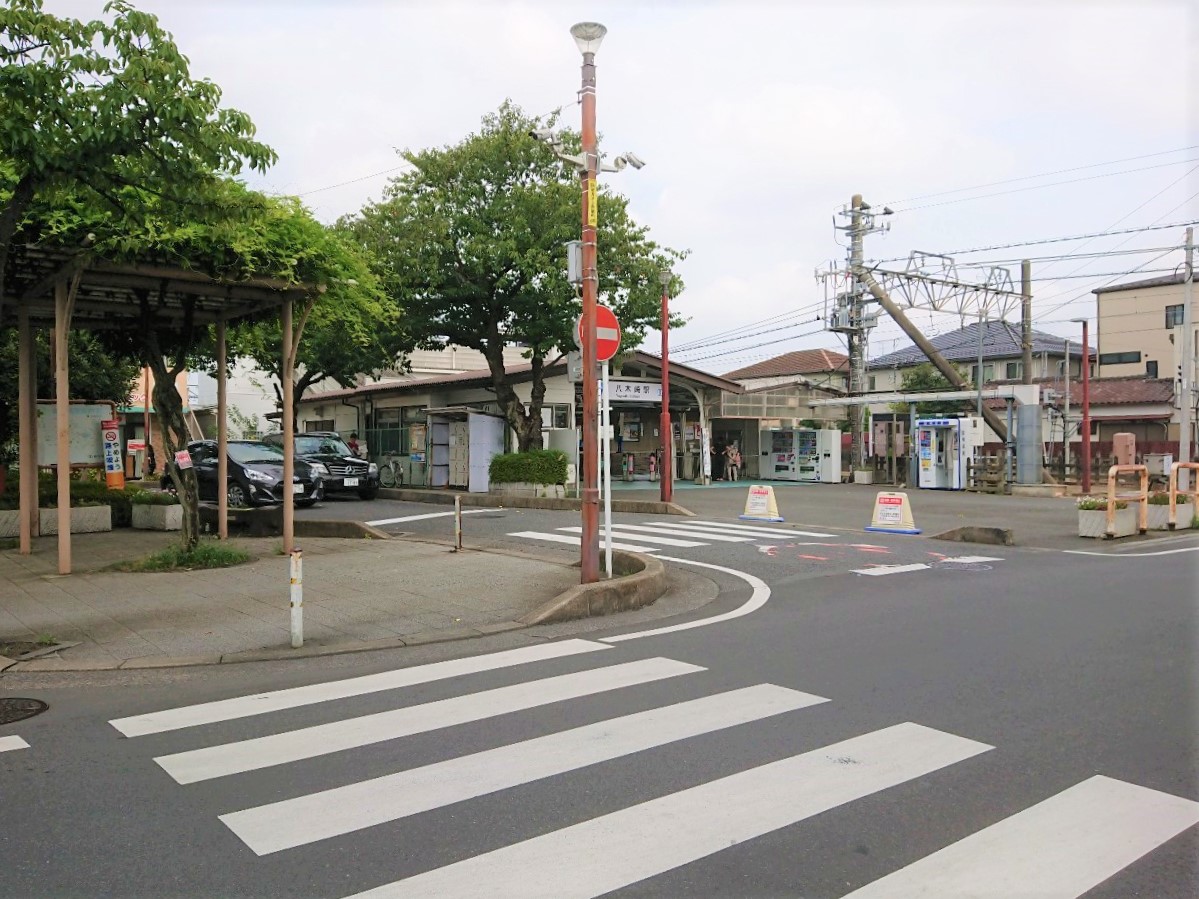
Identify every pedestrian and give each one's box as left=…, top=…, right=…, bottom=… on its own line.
left=724, top=443, right=740, bottom=482
left=146, top=443, right=157, bottom=477
left=347, top=432, right=361, bottom=457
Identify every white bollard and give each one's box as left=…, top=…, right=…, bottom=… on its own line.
left=454, top=495, right=463, bottom=551
left=289, top=547, right=303, bottom=648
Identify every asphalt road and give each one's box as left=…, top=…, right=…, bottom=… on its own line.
left=2, top=497, right=1197, bottom=897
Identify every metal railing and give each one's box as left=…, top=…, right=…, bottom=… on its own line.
left=1105, top=464, right=1148, bottom=538
left=1168, top=462, right=1199, bottom=530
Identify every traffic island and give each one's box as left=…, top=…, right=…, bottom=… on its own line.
left=519, top=550, right=669, bottom=625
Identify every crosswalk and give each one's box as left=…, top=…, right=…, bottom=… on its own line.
left=110, top=639, right=1199, bottom=897
left=509, top=518, right=835, bottom=553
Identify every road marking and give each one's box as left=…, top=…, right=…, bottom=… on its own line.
left=0, top=735, right=30, bottom=753
left=342, top=722, right=992, bottom=899
left=843, top=775, right=1199, bottom=898
left=557, top=526, right=705, bottom=548
left=654, top=519, right=836, bottom=538
left=155, top=658, right=703, bottom=784
left=365, top=509, right=491, bottom=527
left=938, top=555, right=1004, bottom=564
left=110, top=640, right=609, bottom=738
left=601, top=558, right=769, bottom=643
left=853, top=563, right=932, bottom=576
left=601, top=523, right=755, bottom=543
left=1064, top=545, right=1199, bottom=557
left=221, top=684, right=828, bottom=855
left=507, top=531, right=660, bottom=553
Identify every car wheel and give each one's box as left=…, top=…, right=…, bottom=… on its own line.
left=227, top=482, right=249, bottom=508
left=358, top=484, right=379, bottom=500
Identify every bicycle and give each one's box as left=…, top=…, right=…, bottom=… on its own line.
left=378, top=453, right=405, bottom=488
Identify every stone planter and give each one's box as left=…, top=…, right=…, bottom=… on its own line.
left=490, top=482, right=566, bottom=499
left=1146, top=503, right=1193, bottom=531
left=0, top=508, right=19, bottom=539
left=131, top=503, right=183, bottom=531
left=39, top=505, right=112, bottom=535
left=853, top=470, right=874, bottom=485
left=1078, top=507, right=1136, bottom=539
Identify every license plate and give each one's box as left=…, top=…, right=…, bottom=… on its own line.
left=292, top=483, right=304, bottom=494
left=343, top=477, right=359, bottom=487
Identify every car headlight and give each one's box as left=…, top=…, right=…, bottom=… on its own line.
left=244, top=469, right=273, bottom=484
left=368, top=463, right=378, bottom=474
left=309, top=462, right=329, bottom=475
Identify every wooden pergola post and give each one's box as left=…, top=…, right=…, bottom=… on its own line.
left=17, top=304, right=37, bottom=554
left=54, top=278, right=72, bottom=574
left=216, top=317, right=228, bottom=539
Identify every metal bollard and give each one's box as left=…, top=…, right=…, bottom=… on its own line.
left=289, top=547, right=303, bottom=648
left=454, top=495, right=463, bottom=552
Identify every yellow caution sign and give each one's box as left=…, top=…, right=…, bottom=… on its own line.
left=586, top=178, right=598, bottom=227
left=740, top=484, right=784, bottom=522
left=864, top=490, right=921, bottom=535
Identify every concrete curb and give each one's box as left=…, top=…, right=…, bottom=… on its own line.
left=518, top=551, right=669, bottom=626
left=931, top=526, right=1015, bottom=546
left=377, top=488, right=693, bottom=517
left=0, top=654, right=16, bottom=673
left=295, top=519, right=392, bottom=540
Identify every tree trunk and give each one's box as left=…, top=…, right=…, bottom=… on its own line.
left=481, top=339, right=547, bottom=453
left=149, top=355, right=201, bottom=551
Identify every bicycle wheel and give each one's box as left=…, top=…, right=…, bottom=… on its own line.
left=379, top=462, right=396, bottom=488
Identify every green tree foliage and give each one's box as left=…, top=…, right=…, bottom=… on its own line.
left=891, top=363, right=969, bottom=417
left=341, top=102, right=686, bottom=451
left=0, top=0, right=275, bottom=291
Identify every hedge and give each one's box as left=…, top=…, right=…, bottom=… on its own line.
left=489, top=450, right=568, bottom=485
left=0, top=480, right=145, bottom=526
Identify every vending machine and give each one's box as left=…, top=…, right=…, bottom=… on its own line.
left=795, top=428, right=842, bottom=483
left=760, top=427, right=798, bottom=480
left=915, top=417, right=983, bottom=490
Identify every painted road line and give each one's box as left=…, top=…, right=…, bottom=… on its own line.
left=222, top=684, right=828, bottom=855
left=1064, top=545, right=1199, bottom=557
left=507, top=531, right=660, bottom=553
left=603, top=524, right=755, bottom=543
left=365, top=509, right=491, bottom=527
left=156, top=658, right=703, bottom=785
left=937, top=555, right=1004, bottom=564
left=557, top=526, right=705, bottom=548
left=852, top=563, right=932, bottom=576
left=111, top=640, right=609, bottom=738
left=0, top=735, right=30, bottom=753
left=602, top=558, right=769, bottom=643
left=342, top=722, right=992, bottom=899
left=844, top=775, right=1199, bottom=898
left=654, top=520, right=836, bottom=539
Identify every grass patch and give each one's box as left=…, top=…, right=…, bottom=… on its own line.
left=110, top=540, right=253, bottom=572
left=0, top=538, right=17, bottom=551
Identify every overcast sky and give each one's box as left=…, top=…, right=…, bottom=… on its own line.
left=50, top=0, right=1199, bottom=373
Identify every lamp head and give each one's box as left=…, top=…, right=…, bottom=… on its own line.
left=658, top=270, right=672, bottom=287
left=570, top=22, right=607, bottom=55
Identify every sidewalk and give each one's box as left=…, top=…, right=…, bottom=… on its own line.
left=0, top=531, right=580, bottom=671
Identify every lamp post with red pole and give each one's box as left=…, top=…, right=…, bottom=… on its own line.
left=1071, top=317, right=1092, bottom=492
left=659, top=269, right=673, bottom=504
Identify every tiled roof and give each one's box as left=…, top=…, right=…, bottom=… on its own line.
left=868, top=321, right=1089, bottom=370
left=723, top=348, right=849, bottom=379
left=1093, top=272, right=1198, bottom=295
left=984, top=375, right=1173, bottom=409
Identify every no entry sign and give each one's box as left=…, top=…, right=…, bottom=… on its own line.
left=575, top=304, right=622, bottom=362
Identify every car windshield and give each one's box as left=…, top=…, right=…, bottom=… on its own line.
left=295, top=435, right=353, bottom=456
left=227, top=442, right=285, bottom=465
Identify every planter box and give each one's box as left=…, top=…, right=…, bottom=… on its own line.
left=1078, top=507, right=1137, bottom=539
left=0, top=509, right=19, bottom=539
left=132, top=503, right=183, bottom=531
left=853, top=470, right=874, bottom=485
left=39, top=505, right=112, bottom=535
left=490, top=482, right=566, bottom=499
left=1146, top=503, right=1193, bottom=531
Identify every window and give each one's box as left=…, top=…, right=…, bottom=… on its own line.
left=540, top=403, right=571, bottom=429
left=305, top=419, right=335, bottom=432
left=1165, top=304, right=1185, bottom=328
left=1005, top=361, right=1022, bottom=379
left=867, top=375, right=877, bottom=391
left=1098, top=351, right=1142, bottom=365
left=1146, top=360, right=1158, bottom=378
left=970, top=364, right=995, bottom=385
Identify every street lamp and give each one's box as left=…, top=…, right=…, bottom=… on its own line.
left=659, top=269, right=673, bottom=504
left=1070, top=317, right=1092, bottom=492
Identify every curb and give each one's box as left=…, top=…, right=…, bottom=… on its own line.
left=376, top=488, right=693, bottom=517
left=518, top=551, right=669, bottom=625
left=931, top=526, right=1015, bottom=546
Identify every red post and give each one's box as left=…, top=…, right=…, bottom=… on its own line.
left=1080, top=320, right=1092, bottom=493
left=660, top=274, right=672, bottom=504
left=578, top=49, right=599, bottom=584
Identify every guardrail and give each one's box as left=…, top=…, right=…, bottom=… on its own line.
left=1168, top=462, right=1199, bottom=530
left=1106, top=464, right=1148, bottom=538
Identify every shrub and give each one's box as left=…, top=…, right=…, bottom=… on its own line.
left=131, top=490, right=180, bottom=506
left=1147, top=491, right=1191, bottom=505
left=1076, top=496, right=1127, bottom=511
left=489, top=449, right=568, bottom=485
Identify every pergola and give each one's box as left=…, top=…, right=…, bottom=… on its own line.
left=2, top=243, right=319, bottom=574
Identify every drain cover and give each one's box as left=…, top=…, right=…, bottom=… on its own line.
left=0, top=698, right=48, bottom=725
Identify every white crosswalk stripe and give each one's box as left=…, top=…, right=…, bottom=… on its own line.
left=557, top=526, right=706, bottom=547
left=843, top=775, right=1199, bottom=898
left=594, top=523, right=755, bottom=543
left=0, top=735, right=29, bottom=753
left=506, top=531, right=661, bottom=553
left=155, top=657, right=703, bottom=784
left=342, top=723, right=994, bottom=899
left=220, top=684, right=829, bottom=855
left=652, top=519, right=837, bottom=538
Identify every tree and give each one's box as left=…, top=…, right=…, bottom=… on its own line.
left=341, top=102, right=686, bottom=452
left=891, top=363, right=969, bottom=417
left=0, top=0, right=275, bottom=294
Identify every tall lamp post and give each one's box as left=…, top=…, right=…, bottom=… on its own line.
left=659, top=270, right=673, bottom=504
left=1071, top=318, right=1092, bottom=492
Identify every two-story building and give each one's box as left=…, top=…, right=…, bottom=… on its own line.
left=1094, top=272, right=1197, bottom=381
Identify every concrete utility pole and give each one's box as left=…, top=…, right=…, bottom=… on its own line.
left=848, top=195, right=867, bottom=471
left=1021, top=260, right=1033, bottom=384
left=1181, top=226, right=1195, bottom=490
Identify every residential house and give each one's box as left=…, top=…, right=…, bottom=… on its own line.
left=1094, top=272, right=1197, bottom=381
left=723, top=348, right=849, bottom=392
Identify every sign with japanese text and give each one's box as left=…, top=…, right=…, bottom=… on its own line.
left=174, top=450, right=193, bottom=471
left=607, top=380, right=663, bottom=402
left=100, top=419, right=125, bottom=489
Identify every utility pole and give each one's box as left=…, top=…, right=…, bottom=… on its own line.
left=1063, top=338, right=1071, bottom=478
left=1181, top=226, right=1194, bottom=490
left=1021, top=260, right=1033, bottom=384
left=848, top=195, right=866, bottom=471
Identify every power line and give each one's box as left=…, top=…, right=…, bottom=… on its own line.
left=673, top=302, right=826, bottom=353
left=1037, top=247, right=1181, bottom=319
left=296, top=162, right=412, bottom=197
left=679, top=326, right=826, bottom=365
left=672, top=302, right=822, bottom=351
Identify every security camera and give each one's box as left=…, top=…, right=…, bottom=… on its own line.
left=622, top=152, right=646, bottom=170
left=529, top=127, right=558, bottom=143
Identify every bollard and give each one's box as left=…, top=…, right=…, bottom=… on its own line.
left=289, top=547, right=303, bottom=648
left=454, top=495, right=463, bottom=551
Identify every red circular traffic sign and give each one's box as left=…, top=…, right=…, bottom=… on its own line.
left=575, top=304, right=622, bottom=362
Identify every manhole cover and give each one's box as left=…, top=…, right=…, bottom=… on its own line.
left=0, top=698, right=48, bottom=725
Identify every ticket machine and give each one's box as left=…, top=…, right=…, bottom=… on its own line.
left=760, top=427, right=842, bottom=483
left=915, top=417, right=983, bottom=490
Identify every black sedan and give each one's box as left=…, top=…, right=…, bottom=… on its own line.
left=161, top=440, right=324, bottom=508
left=263, top=431, right=379, bottom=500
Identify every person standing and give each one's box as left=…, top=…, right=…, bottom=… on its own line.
left=724, top=443, right=741, bottom=482
left=347, top=432, right=361, bottom=457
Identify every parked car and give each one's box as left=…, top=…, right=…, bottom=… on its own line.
left=161, top=440, right=324, bottom=508
left=263, top=431, right=379, bottom=500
